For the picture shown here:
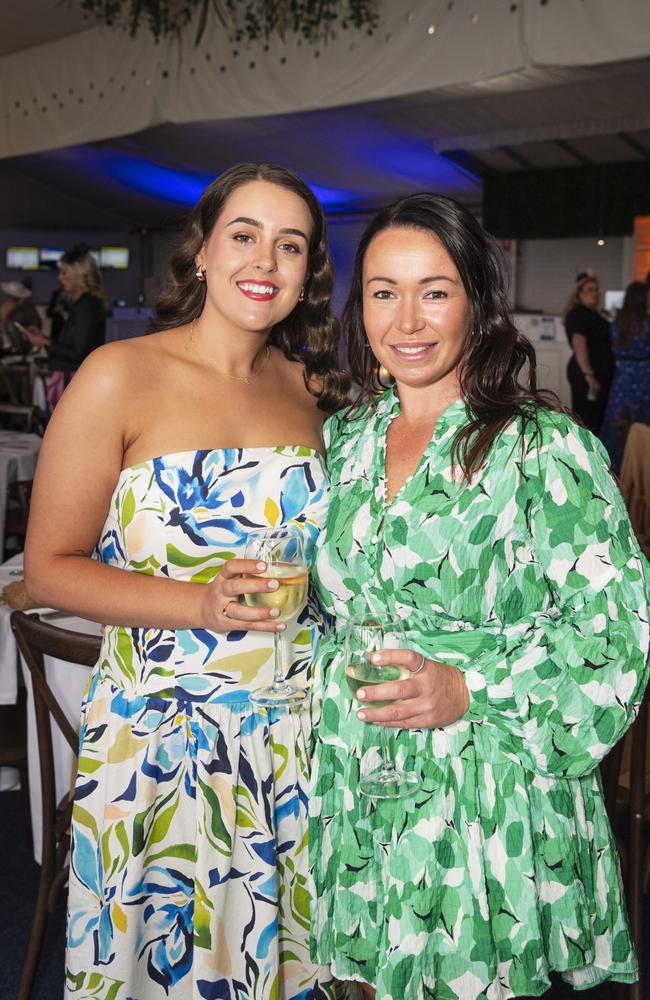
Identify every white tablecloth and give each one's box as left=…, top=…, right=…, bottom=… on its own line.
left=0, top=430, right=41, bottom=553
left=0, top=555, right=27, bottom=705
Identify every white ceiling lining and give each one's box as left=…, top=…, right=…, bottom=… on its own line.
left=0, top=0, right=590, bottom=161
left=0, top=0, right=649, bottom=229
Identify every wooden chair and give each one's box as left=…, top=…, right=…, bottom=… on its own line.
left=0, top=403, right=35, bottom=432
left=5, top=478, right=33, bottom=554
left=11, top=611, right=101, bottom=1000
left=619, top=422, right=650, bottom=558
left=599, top=432, right=650, bottom=999
left=600, top=692, right=648, bottom=1000
left=0, top=361, right=21, bottom=405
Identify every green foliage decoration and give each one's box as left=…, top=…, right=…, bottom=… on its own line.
left=78, top=0, right=379, bottom=46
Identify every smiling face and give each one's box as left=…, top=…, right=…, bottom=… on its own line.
left=196, top=179, right=312, bottom=336
left=362, top=226, right=471, bottom=395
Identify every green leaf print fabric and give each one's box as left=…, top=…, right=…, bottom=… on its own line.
left=309, top=389, right=650, bottom=1000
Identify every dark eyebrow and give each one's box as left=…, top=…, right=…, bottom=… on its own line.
left=279, top=227, right=309, bottom=240
left=366, top=275, right=457, bottom=285
left=226, top=217, right=308, bottom=241
left=227, top=216, right=261, bottom=229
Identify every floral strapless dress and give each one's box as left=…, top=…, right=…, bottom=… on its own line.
left=64, top=446, right=334, bottom=1000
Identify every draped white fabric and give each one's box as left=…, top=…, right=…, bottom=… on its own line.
left=1, top=0, right=649, bottom=160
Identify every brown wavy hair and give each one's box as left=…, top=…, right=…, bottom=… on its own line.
left=153, top=162, right=349, bottom=412
left=345, top=193, right=563, bottom=478
left=616, top=280, right=649, bottom=349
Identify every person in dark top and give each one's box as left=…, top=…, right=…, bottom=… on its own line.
left=563, top=270, right=614, bottom=434
left=45, top=286, right=70, bottom=345
left=22, top=244, right=106, bottom=405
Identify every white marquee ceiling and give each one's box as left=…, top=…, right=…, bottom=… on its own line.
left=1, top=0, right=650, bottom=229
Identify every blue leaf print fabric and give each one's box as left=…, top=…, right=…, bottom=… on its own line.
left=65, top=446, right=334, bottom=1000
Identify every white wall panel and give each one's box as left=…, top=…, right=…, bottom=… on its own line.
left=515, top=237, right=627, bottom=315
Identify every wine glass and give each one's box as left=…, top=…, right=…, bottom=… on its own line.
left=345, top=616, right=419, bottom=799
left=244, top=526, right=309, bottom=707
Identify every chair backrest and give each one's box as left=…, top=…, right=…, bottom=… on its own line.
left=10, top=612, right=101, bottom=862
left=10, top=612, right=101, bottom=1000
left=0, top=403, right=35, bottom=432
left=11, top=611, right=101, bottom=754
left=9, top=478, right=33, bottom=514
left=0, top=362, right=20, bottom=405
left=6, top=478, right=34, bottom=547
left=620, top=422, right=650, bottom=554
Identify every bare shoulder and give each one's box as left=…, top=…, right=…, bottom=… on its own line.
left=272, top=348, right=324, bottom=415
left=65, top=329, right=185, bottom=398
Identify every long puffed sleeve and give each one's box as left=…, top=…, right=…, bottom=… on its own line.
left=463, top=416, right=650, bottom=778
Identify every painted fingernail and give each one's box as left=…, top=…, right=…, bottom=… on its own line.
left=256, top=561, right=266, bottom=571
left=357, top=711, right=366, bottom=721
left=370, top=653, right=380, bottom=663
left=269, top=608, right=280, bottom=618
left=357, top=689, right=366, bottom=699
left=268, top=580, right=279, bottom=590
left=277, top=622, right=287, bottom=631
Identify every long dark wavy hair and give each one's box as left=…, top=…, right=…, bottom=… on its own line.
left=617, top=280, right=649, bottom=349
left=345, top=193, right=562, bottom=478
left=153, top=162, right=349, bottom=412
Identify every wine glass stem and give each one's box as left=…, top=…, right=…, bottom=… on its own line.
left=379, top=725, right=396, bottom=775
left=272, top=631, right=285, bottom=687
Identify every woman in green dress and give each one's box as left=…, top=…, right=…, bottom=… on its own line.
left=309, top=194, right=650, bottom=1000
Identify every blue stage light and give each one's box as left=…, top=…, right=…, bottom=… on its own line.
left=101, top=151, right=358, bottom=209
left=101, top=152, right=212, bottom=204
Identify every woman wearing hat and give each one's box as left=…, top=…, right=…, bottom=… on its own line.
left=563, top=271, right=614, bottom=434
left=0, top=279, right=42, bottom=355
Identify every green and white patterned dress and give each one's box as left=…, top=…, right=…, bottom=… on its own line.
left=309, top=390, right=650, bottom=1000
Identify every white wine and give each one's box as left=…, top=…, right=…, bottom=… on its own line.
left=345, top=661, right=409, bottom=708
left=244, top=562, right=308, bottom=620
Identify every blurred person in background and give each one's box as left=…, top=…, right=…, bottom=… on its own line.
left=563, top=270, right=614, bottom=434
left=0, top=279, right=42, bottom=355
left=21, top=244, right=106, bottom=405
left=601, top=279, right=650, bottom=472
left=45, top=284, right=70, bottom=345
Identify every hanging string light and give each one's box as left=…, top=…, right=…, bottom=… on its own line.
left=78, top=0, right=379, bottom=46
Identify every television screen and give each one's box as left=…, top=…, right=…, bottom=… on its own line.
left=39, top=247, right=64, bottom=266
left=6, top=247, right=39, bottom=270
left=100, top=246, right=129, bottom=269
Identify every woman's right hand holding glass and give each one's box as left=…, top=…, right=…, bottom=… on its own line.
left=202, top=559, right=288, bottom=633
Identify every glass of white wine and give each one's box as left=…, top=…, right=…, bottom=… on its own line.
left=244, top=526, right=309, bottom=707
left=345, top=616, right=419, bottom=799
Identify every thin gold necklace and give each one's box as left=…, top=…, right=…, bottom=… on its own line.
left=187, top=317, right=271, bottom=385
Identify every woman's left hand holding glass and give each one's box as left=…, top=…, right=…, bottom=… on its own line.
left=355, top=648, right=469, bottom=729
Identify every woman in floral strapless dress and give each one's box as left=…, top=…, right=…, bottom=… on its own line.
left=25, top=163, right=349, bottom=1000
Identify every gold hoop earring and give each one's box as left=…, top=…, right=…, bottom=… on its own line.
left=195, top=266, right=207, bottom=282
left=298, top=286, right=305, bottom=302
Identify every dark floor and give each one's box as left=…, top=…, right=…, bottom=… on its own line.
left=0, top=790, right=65, bottom=999
left=0, top=790, right=639, bottom=1000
